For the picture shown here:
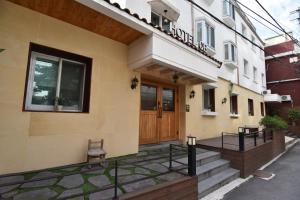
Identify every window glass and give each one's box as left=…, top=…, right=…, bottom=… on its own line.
left=231, top=44, right=235, bottom=61
left=162, top=88, right=175, bottom=111
left=230, top=95, right=238, bottom=114
left=60, top=60, right=85, bottom=110
left=151, top=12, right=160, bottom=26
left=244, top=59, right=248, bottom=75
left=248, top=99, right=254, bottom=116
left=141, top=85, right=157, bottom=110
left=225, top=44, right=229, bottom=60
left=210, top=27, right=215, bottom=48
left=31, top=57, right=59, bottom=106
left=197, top=22, right=203, bottom=43
left=203, top=89, right=210, bottom=110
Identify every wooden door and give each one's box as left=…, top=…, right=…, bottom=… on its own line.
left=139, top=84, right=158, bottom=144
left=140, top=82, right=178, bottom=144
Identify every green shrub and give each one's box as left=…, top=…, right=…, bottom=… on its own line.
left=260, top=115, right=288, bottom=130
left=288, top=108, right=300, bottom=123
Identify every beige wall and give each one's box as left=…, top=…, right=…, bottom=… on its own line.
left=0, top=1, right=140, bottom=174
left=186, top=78, right=264, bottom=139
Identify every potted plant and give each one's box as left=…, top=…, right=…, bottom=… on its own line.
left=288, top=108, right=300, bottom=127
left=259, top=115, right=288, bottom=131
left=54, top=96, right=64, bottom=111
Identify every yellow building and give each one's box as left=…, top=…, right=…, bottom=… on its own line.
left=0, top=0, right=265, bottom=174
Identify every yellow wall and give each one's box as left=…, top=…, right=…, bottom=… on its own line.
left=0, top=1, right=140, bottom=174
left=186, top=78, right=264, bottom=139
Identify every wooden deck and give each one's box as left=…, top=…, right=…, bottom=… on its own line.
left=197, top=135, right=270, bottom=151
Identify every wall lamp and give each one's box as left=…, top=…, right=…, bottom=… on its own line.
left=131, top=76, right=139, bottom=90
left=222, top=97, right=227, bottom=104
left=190, top=90, right=195, bottom=99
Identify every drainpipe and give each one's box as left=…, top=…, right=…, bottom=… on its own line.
left=191, top=0, right=195, bottom=38
left=235, top=24, right=239, bottom=85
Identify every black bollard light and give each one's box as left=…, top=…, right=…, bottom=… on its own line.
left=187, top=135, right=197, bottom=176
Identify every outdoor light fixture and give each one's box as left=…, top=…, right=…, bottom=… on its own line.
left=238, top=127, right=244, bottom=133
left=163, top=10, right=168, bottom=23
left=172, top=73, right=179, bottom=83
left=131, top=76, right=139, bottom=90
left=187, top=135, right=196, bottom=146
left=190, top=90, right=195, bottom=99
left=222, top=97, right=227, bottom=104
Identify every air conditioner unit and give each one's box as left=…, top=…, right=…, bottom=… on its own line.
left=262, top=90, right=271, bottom=95
left=281, top=95, right=292, bottom=101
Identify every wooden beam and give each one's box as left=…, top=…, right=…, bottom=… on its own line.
left=147, top=65, right=161, bottom=71
left=190, top=79, right=206, bottom=85
left=160, top=68, right=174, bottom=75
left=181, top=76, right=196, bottom=81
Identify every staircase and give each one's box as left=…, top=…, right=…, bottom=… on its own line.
left=169, top=150, right=240, bottom=199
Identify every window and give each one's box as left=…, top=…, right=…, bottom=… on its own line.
left=243, top=59, right=249, bottom=76
left=241, top=24, right=247, bottom=39
left=260, top=102, right=265, bottom=116
left=230, top=95, right=238, bottom=114
left=248, top=99, right=254, bottom=116
left=203, top=88, right=215, bottom=112
left=141, top=85, right=157, bottom=110
left=224, top=42, right=237, bottom=62
left=253, top=67, right=257, bottom=82
left=24, top=43, right=92, bottom=112
left=151, top=11, right=172, bottom=32
left=223, top=0, right=235, bottom=20
left=196, top=20, right=215, bottom=49
left=251, top=35, right=256, bottom=52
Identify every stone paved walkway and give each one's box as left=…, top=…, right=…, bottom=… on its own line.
left=0, top=144, right=207, bottom=200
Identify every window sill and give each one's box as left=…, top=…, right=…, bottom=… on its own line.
left=224, top=61, right=238, bottom=69
left=23, top=109, right=88, bottom=114
left=201, top=110, right=218, bottom=116
left=206, top=46, right=216, bottom=56
left=229, top=113, right=240, bottom=118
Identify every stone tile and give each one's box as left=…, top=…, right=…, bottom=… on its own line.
left=142, top=163, right=169, bottom=173
left=134, top=167, right=151, bottom=175
left=119, top=174, right=146, bottom=184
left=109, top=168, right=131, bottom=176
left=60, top=167, right=79, bottom=172
left=88, top=175, right=111, bottom=188
left=0, top=185, right=19, bottom=194
left=89, top=188, right=122, bottom=200
left=13, top=188, right=57, bottom=200
left=21, top=178, right=57, bottom=188
left=156, top=172, right=184, bottom=182
left=122, top=179, right=157, bottom=193
left=57, top=188, right=82, bottom=199
left=57, top=174, right=84, bottom=189
left=84, top=169, right=105, bottom=175
left=137, top=151, right=148, bottom=156
left=0, top=175, right=24, bottom=185
left=1, top=190, right=18, bottom=199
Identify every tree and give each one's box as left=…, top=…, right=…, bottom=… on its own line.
left=288, top=108, right=300, bottom=126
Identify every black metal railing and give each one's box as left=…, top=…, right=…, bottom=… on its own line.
left=221, top=128, right=273, bottom=152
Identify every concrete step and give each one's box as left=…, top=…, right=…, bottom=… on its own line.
left=198, top=168, right=240, bottom=199
left=196, top=159, right=230, bottom=181
left=162, top=151, right=220, bottom=168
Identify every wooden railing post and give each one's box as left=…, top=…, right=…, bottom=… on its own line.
left=238, top=127, right=245, bottom=151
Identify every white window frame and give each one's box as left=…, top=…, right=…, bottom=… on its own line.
left=25, top=52, right=86, bottom=112
left=196, top=20, right=215, bottom=50
left=224, top=41, right=237, bottom=63
left=223, top=0, right=235, bottom=20
left=151, top=11, right=173, bottom=31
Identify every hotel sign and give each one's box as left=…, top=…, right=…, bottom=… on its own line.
left=171, top=25, right=207, bottom=53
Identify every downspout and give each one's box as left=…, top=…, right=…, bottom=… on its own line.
left=191, top=0, right=195, bottom=38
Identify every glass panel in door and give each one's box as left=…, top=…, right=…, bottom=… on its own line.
left=162, top=88, right=175, bottom=111
left=141, top=85, right=157, bottom=110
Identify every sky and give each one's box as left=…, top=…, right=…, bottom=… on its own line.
left=238, top=0, right=300, bottom=40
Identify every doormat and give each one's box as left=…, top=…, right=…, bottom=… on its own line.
left=254, top=170, right=275, bottom=181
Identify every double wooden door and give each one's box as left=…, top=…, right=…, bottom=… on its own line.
left=139, top=81, right=178, bottom=144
